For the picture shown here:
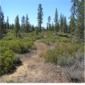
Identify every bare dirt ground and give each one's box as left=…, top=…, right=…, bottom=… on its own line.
left=0, top=41, right=70, bottom=83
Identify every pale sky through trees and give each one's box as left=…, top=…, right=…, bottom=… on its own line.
left=0, top=0, right=71, bottom=27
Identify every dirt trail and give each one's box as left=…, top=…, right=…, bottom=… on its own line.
left=0, top=41, right=69, bottom=83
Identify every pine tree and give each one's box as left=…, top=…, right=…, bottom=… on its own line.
left=77, top=0, right=84, bottom=39
left=31, top=25, right=35, bottom=32
left=59, top=14, right=67, bottom=33
left=0, top=6, right=4, bottom=34
left=70, top=0, right=78, bottom=37
left=69, top=16, right=75, bottom=33
left=15, top=15, right=20, bottom=37
left=21, top=16, right=25, bottom=32
left=54, top=8, right=59, bottom=32
left=6, top=16, right=9, bottom=32
left=47, top=16, right=51, bottom=30
left=71, top=0, right=84, bottom=40
left=25, top=15, right=30, bottom=32
left=37, top=4, right=43, bottom=32
left=10, top=24, right=14, bottom=30
left=63, top=17, right=67, bottom=33
left=59, top=14, right=64, bottom=32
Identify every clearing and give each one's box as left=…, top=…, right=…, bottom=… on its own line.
left=0, top=41, right=70, bottom=83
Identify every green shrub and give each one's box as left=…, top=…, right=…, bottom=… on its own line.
left=44, top=49, right=58, bottom=64
left=8, top=40, right=29, bottom=53
left=44, top=42, right=81, bottom=66
left=3, top=30, right=16, bottom=40
left=0, top=49, right=16, bottom=75
left=0, top=39, right=34, bottom=54
left=55, top=42, right=80, bottom=56
left=57, top=56, right=75, bottom=66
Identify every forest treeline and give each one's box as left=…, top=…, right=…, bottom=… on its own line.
left=0, top=0, right=84, bottom=40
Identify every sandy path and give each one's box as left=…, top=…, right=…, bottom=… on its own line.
left=0, top=41, right=69, bottom=83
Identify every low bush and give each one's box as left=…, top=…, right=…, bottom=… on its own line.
left=44, top=49, right=58, bottom=64
left=44, top=42, right=81, bottom=66
left=8, top=40, right=28, bottom=53
left=0, top=48, right=16, bottom=75
left=0, top=39, right=34, bottom=54
left=3, top=30, right=16, bottom=40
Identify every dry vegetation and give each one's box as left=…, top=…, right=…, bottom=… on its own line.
left=0, top=31, right=84, bottom=82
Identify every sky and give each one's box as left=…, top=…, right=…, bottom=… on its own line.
left=0, top=0, right=72, bottom=27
